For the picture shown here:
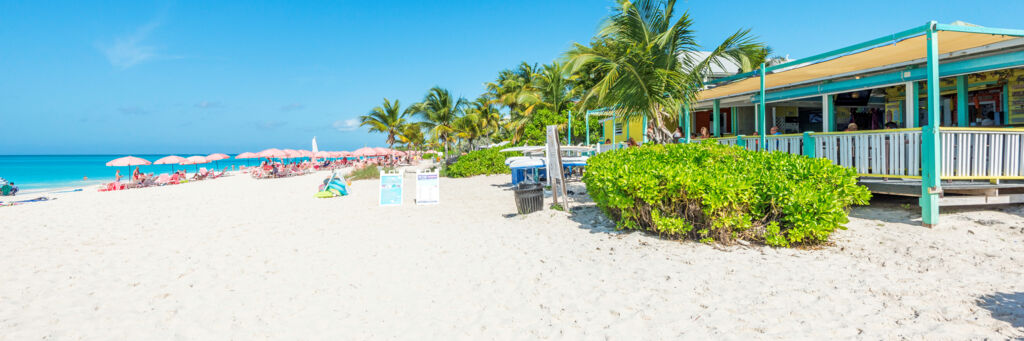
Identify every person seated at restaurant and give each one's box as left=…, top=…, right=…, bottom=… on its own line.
left=626, top=137, right=638, bottom=147
left=604, top=138, right=612, bottom=144
left=884, top=121, right=899, bottom=129
left=769, top=126, right=781, bottom=135
left=698, top=127, right=711, bottom=139
left=981, top=112, right=996, bottom=126
left=845, top=123, right=859, bottom=132
left=672, top=129, right=682, bottom=142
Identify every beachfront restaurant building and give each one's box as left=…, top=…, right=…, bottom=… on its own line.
left=596, top=21, right=1024, bottom=226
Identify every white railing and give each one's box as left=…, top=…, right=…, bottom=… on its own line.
left=764, top=135, right=804, bottom=155
left=741, top=136, right=760, bottom=151
left=596, top=143, right=621, bottom=153
left=940, top=128, right=1024, bottom=179
left=717, top=137, right=739, bottom=146
left=813, top=129, right=922, bottom=177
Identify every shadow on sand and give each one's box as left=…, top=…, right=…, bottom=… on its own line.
left=977, top=292, right=1024, bottom=330
left=848, top=194, right=921, bottom=226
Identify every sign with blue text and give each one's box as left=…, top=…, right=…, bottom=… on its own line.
left=415, top=170, right=440, bottom=205
left=379, top=171, right=403, bottom=206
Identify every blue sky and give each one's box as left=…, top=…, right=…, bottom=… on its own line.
left=2, top=0, right=1023, bottom=154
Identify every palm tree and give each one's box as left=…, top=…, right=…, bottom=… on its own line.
left=535, top=61, right=573, bottom=115
left=410, top=86, right=468, bottom=157
left=454, top=113, right=484, bottom=150
left=566, top=0, right=764, bottom=143
left=467, top=96, right=502, bottom=139
left=485, top=62, right=540, bottom=120
left=398, top=123, right=425, bottom=150
left=359, top=98, right=411, bottom=148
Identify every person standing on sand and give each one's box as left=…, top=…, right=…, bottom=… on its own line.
left=115, top=170, right=122, bottom=183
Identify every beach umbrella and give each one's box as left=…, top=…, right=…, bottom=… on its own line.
left=180, top=155, right=209, bottom=173
left=236, top=152, right=258, bottom=167
left=206, top=153, right=229, bottom=169
left=353, top=147, right=377, bottom=157
left=206, top=153, right=228, bottom=161
left=257, top=148, right=288, bottom=160
left=106, top=156, right=152, bottom=181
left=153, top=155, right=186, bottom=173
left=373, top=147, right=390, bottom=156
left=314, top=151, right=332, bottom=158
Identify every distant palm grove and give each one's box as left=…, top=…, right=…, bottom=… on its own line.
left=359, top=0, right=775, bottom=154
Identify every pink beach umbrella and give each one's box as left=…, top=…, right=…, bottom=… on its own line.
left=106, top=156, right=152, bottom=180
left=257, top=148, right=288, bottom=159
left=206, top=153, right=229, bottom=161
left=236, top=152, right=258, bottom=167
left=373, top=147, right=390, bottom=156
left=180, top=155, right=208, bottom=172
left=353, top=147, right=377, bottom=157
left=153, top=155, right=185, bottom=165
left=206, top=153, right=229, bottom=169
left=154, top=155, right=186, bottom=173
left=106, top=156, right=151, bottom=167
left=314, top=151, right=332, bottom=158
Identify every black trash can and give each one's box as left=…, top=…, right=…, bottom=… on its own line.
left=513, top=182, right=544, bottom=214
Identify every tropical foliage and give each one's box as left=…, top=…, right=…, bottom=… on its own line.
left=359, top=98, right=410, bottom=148
left=443, top=147, right=520, bottom=178
left=357, top=0, right=773, bottom=154
left=583, top=142, right=871, bottom=247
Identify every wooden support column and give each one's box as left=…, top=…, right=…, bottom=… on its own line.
left=905, top=82, right=918, bottom=128
left=822, top=95, right=833, bottom=132
left=956, top=75, right=968, bottom=126
left=920, top=21, right=942, bottom=227
left=712, top=100, right=721, bottom=137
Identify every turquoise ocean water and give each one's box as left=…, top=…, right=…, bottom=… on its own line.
left=0, top=155, right=299, bottom=191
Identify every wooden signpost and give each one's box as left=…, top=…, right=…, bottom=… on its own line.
left=546, top=125, right=570, bottom=209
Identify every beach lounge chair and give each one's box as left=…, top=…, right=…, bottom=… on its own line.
left=208, top=167, right=228, bottom=179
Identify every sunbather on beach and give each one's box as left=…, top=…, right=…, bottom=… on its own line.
left=1, top=182, right=18, bottom=196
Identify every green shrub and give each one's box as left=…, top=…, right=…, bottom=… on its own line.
left=583, top=141, right=871, bottom=247
left=422, top=153, right=437, bottom=160
left=444, top=147, right=519, bottom=178
left=346, top=165, right=380, bottom=181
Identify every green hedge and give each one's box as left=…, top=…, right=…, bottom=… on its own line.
left=422, top=153, right=437, bottom=160
left=444, top=147, right=519, bottom=178
left=583, top=142, right=871, bottom=247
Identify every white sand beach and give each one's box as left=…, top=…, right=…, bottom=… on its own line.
left=1, top=168, right=1023, bottom=339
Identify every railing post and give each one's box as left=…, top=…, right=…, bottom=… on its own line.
left=736, top=134, right=746, bottom=148
left=802, top=132, right=816, bottom=157
left=920, top=21, right=942, bottom=227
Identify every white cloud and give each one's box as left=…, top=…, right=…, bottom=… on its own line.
left=333, top=119, right=360, bottom=132
left=118, top=106, right=150, bottom=115
left=280, top=103, right=305, bottom=112
left=99, top=20, right=163, bottom=69
left=194, top=100, right=221, bottom=109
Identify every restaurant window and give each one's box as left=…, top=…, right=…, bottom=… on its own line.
left=614, top=123, right=623, bottom=135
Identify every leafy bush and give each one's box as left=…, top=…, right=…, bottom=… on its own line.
left=422, top=153, right=437, bottom=160
left=583, top=142, right=871, bottom=247
left=346, top=165, right=380, bottom=181
left=444, top=147, right=519, bottom=178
